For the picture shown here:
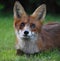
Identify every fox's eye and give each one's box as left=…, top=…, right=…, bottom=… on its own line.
left=30, top=24, right=36, bottom=29
left=20, top=22, right=25, bottom=27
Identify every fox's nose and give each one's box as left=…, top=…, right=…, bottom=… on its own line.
left=24, top=31, right=29, bottom=35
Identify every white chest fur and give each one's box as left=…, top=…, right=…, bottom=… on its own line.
left=16, top=38, right=40, bottom=54
left=15, top=30, right=40, bottom=54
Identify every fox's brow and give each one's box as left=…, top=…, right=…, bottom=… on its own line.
left=27, top=16, right=30, bottom=22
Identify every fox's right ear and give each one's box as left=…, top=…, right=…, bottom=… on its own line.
left=13, top=1, right=27, bottom=18
left=31, top=4, right=46, bottom=22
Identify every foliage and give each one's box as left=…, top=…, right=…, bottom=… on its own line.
left=0, top=0, right=60, bottom=14
left=0, top=4, right=4, bottom=10
left=56, top=0, right=60, bottom=5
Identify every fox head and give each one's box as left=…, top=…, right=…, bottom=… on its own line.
left=13, top=1, right=46, bottom=41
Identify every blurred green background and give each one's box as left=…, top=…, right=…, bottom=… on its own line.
left=0, top=0, right=60, bottom=61
left=0, top=0, right=60, bottom=14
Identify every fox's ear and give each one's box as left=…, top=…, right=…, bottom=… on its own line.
left=13, top=1, right=27, bottom=18
left=31, top=4, right=46, bottom=22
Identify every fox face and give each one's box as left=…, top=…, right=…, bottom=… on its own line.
left=13, top=1, right=46, bottom=54
left=15, top=17, right=38, bottom=40
left=14, top=1, right=46, bottom=40
left=15, top=17, right=42, bottom=42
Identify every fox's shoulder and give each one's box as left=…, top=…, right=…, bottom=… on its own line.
left=41, top=22, right=60, bottom=42
left=42, top=22, right=60, bottom=31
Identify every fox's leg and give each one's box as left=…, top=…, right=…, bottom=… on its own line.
left=16, top=49, right=24, bottom=55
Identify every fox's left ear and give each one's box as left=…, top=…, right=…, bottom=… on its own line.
left=13, top=1, right=27, bottom=18
left=31, top=4, right=46, bottom=22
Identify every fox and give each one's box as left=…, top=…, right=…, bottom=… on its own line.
left=13, top=1, right=60, bottom=55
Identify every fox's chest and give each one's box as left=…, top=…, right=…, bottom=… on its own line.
left=16, top=39, right=40, bottom=54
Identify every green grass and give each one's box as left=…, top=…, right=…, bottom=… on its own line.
left=0, top=14, right=60, bottom=61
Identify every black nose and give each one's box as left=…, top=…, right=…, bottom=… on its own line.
left=24, top=31, right=29, bottom=35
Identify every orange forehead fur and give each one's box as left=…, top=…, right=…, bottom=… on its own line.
left=14, top=15, right=43, bottom=33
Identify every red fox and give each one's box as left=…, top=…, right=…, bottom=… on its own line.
left=13, top=1, right=60, bottom=55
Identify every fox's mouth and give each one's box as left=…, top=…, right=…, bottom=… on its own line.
left=21, top=35, right=31, bottom=40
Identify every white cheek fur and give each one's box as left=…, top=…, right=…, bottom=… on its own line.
left=15, top=30, right=25, bottom=49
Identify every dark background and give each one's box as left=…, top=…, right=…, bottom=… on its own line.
left=0, top=0, right=60, bottom=14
